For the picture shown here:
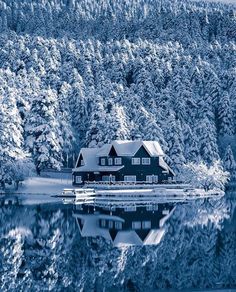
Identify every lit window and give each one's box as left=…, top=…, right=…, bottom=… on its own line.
left=132, top=158, right=140, bottom=165
left=114, top=221, right=122, bottom=230
left=115, top=157, right=122, bottom=165
left=142, top=158, right=150, bottom=165
left=101, top=158, right=106, bottom=166
left=124, top=176, right=136, bottom=182
left=75, top=176, right=82, bottom=183
left=108, top=158, right=113, bottom=165
left=132, top=221, right=141, bottom=229
left=142, top=221, right=151, bottom=229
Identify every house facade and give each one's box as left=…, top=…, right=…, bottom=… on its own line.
left=72, top=140, right=175, bottom=185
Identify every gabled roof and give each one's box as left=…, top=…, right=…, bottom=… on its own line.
left=97, top=140, right=164, bottom=157
left=74, top=147, right=125, bottom=172
left=75, top=148, right=98, bottom=170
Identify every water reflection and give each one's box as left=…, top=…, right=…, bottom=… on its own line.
left=73, top=203, right=175, bottom=247
left=0, top=193, right=235, bottom=291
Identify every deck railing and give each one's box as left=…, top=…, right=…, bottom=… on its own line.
left=84, top=180, right=181, bottom=186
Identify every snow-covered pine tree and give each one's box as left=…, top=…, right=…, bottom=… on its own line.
left=163, top=111, right=185, bottom=172
left=223, top=145, right=236, bottom=180
left=0, top=90, right=26, bottom=187
left=25, top=88, right=63, bottom=174
left=218, top=91, right=234, bottom=137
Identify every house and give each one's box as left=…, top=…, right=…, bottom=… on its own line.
left=72, top=140, right=175, bottom=185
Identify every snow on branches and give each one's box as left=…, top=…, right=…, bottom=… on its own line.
left=181, top=161, right=229, bottom=191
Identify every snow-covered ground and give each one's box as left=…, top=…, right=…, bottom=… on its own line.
left=20, top=176, right=72, bottom=195
left=9, top=176, right=73, bottom=205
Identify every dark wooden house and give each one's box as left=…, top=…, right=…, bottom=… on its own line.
left=72, top=140, right=175, bottom=185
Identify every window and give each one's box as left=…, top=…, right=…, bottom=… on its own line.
left=114, top=221, right=122, bottom=230
left=102, top=175, right=115, bottom=182
left=142, top=158, right=150, bottom=165
left=101, top=219, right=106, bottom=228
left=101, top=158, right=106, bottom=166
left=108, top=221, right=113, bottom=228
left=75, top=176, right=82, bottom=183
left=81, top=159, right=85, bottom=166
left=132, top=157, right=140, bottom=165
left=146, top=205, right=158, bottom=211
left=124, top=175, right=136, bottom=182
left=115, top=157, right=122, bottom=165
left=108, top=158, right=113, bottom=165
left=142, top=221, right=151, bottom=229
left=132, top=221, right=141, bottom=229
left=124, top=205, right=136, bottom=212
left=146, top=175, right=158, bottom=183
left=168, top=176, right=172, bottom=182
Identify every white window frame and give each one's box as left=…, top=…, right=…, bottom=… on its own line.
left=101, top=219, right=106, bottom=228
left=108, top=158, right=113, bottom=166
left=114, top=221, right=122, bottom=230
left=132, top=221, right=141, bottom=230
left=124, top=175, right=136, bottom=182
left=108, top=221, right=114, bottom=228
left=102, top=175, right=115, bottom=182
left=124, top=205, right=136, bottom=212
left=131, top=157, right=140, bottom=165
left=75, top=176, right=82, bottom=184
left=146, top=175, right=158, bottom=183
left=114, top=157, right=122, bottom=165
left=101, top=158, right=106, bottom=166
left=142, top=157, right=151, bottom=165
left=142, top=221, right=151, bottom=229
left=146, top=205, right=158, bottom=211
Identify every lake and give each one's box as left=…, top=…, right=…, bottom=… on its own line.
left=0, top=193, right=235, bottom=291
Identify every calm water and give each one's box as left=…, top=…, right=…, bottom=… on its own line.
left=0, top=193, right=235, bottom=291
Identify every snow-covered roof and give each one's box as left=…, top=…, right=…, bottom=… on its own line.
left=97, top=140, right=164, bottom=157
left=143, top=228, right=166, bottom=245
left=159, top=156, right=175, bottom=176
left=75, top=148, right=98, bottom=170
left=113, top=231, right=143, bottom=247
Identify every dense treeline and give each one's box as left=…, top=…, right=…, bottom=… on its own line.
left=0, top=0, right=236, bottom=176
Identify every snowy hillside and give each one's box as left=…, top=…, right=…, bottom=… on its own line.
left=0, top=0, right=235, bottom=174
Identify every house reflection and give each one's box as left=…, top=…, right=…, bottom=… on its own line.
left=73, top=202, right=175, bottom=247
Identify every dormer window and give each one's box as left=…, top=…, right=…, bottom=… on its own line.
left=101, top=158, right=106, bottom=166
left=132, top=158, right=140, bottom=165
left=115, top=157, right=122, bottom=165
left=108, top=158, right=113, bottom=165
left=142, top=158, right=150, bottom=165
left=81, top=159, right=85, bottom=166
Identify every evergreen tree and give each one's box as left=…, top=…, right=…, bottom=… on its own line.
left=223, top=145, right=236, bottom=180
left=25, top=88, right=63, bottom=174
left=218, top=91, right=234, bottom=136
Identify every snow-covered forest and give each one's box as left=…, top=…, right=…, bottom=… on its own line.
left=0, top=0, right=236, bottom=174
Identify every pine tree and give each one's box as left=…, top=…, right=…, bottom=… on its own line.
left=0, top=91, right=26, bottom=187
left=25, top=88, right=63, bottom=174
left=218, top=91, right=234, bottom=136
left=223, top=145, right=236, bottom=180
